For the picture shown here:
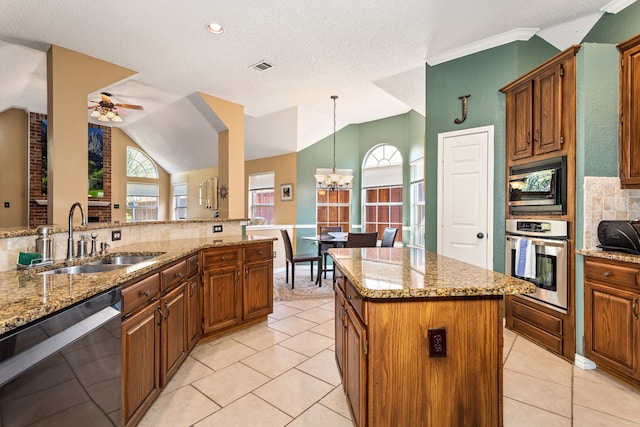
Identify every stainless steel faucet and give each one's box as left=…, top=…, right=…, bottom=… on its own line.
left=66, top=202, right=87, bottom=261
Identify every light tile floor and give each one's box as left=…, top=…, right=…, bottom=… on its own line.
left=141, top=293, right=640, bottom=426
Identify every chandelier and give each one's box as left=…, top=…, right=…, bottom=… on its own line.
left=314, top=95, right=353, bottom=190
left=90, top=100, right=123, bottom=123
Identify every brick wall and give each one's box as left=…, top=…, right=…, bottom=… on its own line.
left=29, top=113, right=112, bottom=226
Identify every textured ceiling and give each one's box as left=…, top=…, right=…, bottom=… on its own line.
left=0, top=0, right=632, bottom=173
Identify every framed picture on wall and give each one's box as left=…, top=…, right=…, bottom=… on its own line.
left=280, top=183, right=293, bottom=201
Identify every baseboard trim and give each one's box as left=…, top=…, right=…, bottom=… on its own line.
left=574, top=353, right=596, bottom=370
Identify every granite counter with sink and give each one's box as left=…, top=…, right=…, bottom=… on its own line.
left=0, top=235, right=275, bottom=335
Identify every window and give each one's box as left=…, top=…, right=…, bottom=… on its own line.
left=127, top=147, right=158, bottom=178
left=410, top=158, right=425, bottom=248
left=248, top=173, right=274, bottom=224
left=126, top=183, right=158, bottom=222
left=362, top=144, right=403, bottom=241
left=173, top=183, right=187, bottom=220
left=126, top=147, right=159, bottom=223
left=316, top=189, right=351, bottom=234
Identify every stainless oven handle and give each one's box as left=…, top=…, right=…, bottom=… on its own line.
left=0, top=305, right=120, bottom=388
left=506, top=235, right=566, bottom=247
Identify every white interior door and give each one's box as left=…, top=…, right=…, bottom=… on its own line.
left=437, top=126, right=494, bottom=269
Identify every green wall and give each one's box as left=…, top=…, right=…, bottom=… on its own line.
left=574, top=43, right=619, bottom=354
left=296, top=111, right=425, bottom=252
left=425, top=37, right=559, bottom=270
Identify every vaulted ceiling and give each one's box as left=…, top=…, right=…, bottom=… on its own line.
left=0, top=0, right=633, bottom=173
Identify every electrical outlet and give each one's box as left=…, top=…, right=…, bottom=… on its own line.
left=212, top=225, right=223, bottom=233
left=113, top=203, right=120, bottom=209
left=273, top=251, right=276, bottom=258
left=428, top=328, right=447, bottom=358
left=111, top=230, right=122, bottom=241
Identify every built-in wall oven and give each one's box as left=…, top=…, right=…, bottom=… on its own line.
left=0, top=287, right=121, bottom=426
left=505, top=219, right=568, bottom=313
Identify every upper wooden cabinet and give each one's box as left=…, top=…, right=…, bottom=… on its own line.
left=501, top=46, right=579, bottom=164
left=618, top=33, right=640, bottom=188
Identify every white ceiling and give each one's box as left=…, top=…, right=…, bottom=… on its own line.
left=0, top=0, right=633, bottom=174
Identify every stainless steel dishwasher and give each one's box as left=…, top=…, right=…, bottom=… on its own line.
left=0, top=287, right=121, bottom=426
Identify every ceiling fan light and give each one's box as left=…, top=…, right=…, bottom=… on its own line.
left=98, top=114, right=109, bottom=122
left=90, top=109, right=101, bottom=118
left=106, top=110, right=115, bottom=119
left=111, top=114, right=123, bottom=123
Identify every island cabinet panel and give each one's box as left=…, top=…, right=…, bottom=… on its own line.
left=122, top=301, right=161, bottom=427
left=584, top=256, right=640, bottom=386
left=334, top=265, right=503, bottom=427
left=186, top=275, right=200, bottom=351
left=366, top=298, right=502, bottom=427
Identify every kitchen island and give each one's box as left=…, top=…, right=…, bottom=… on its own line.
left=329, top=247, right=535, bottom=427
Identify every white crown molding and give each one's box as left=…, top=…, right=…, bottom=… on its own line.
left=601, top=0, right=637, bottom=14
left=426, top=28, right=539, bottom=66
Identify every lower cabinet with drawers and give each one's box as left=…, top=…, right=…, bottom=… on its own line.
left=584, top=256, right=640, bottom=387
left=121, top=240, right=273, bottom=426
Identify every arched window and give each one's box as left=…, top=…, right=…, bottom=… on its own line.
left=362, top=144, right=403, bottom=243
left=127, top=147, right=158, bottom=178
left=126, top=147, right=159, bottom=222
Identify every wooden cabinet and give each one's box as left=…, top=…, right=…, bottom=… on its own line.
left=618, top=33, right=640, bottom=188
left=160, top=282, right=188, bottom=386
left=334, top=265, right=502, bottom=427
left=122, top=293, right=161, bottom=427
left=584, top=257, right=640, bottom=386
left=201, top=242, right=273, bottom=336
left=202, top=248, right=242, bottom=334
left=502, top=46, right=578, bottom=163
left=243, top=243, right=273, bottom=320
left=121, top=260, right=190, bottom=426
left=186, top=254, right=200, bottom=351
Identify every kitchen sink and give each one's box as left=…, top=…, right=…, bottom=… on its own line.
left=88, top=255, right=158, bottom=265
left=41, top=264, right=130, bottom=274
left=41, top=253, right=162, bottom=274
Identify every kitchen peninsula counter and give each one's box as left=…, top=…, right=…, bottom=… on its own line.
left=329, top=247, right=535, bottom=427
left=0, top=235, right=275, bottom=335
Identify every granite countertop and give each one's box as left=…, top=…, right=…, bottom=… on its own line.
left=578, top=248, right=640, bottom=264
left=329, top=247, right=536, bottom=299
left=0, top=235, right=275, bottom=336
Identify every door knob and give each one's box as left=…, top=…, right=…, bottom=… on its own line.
left=477, top=233, right=485, bottom=239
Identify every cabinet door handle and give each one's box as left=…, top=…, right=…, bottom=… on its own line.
left=164, top=301, right=171, bottom=320
left=526, top=131, right=531, bottom=145
left=534, top=128, right=539, bottom=143
left=157, top=306, right=163, bottom=328
left=633, top=299, right=638, bottom=320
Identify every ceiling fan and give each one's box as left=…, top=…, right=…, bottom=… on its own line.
left=88, top=92, right=143, bottom=123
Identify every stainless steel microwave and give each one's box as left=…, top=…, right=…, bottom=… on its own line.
left=508, top=156, right=567, bottom=215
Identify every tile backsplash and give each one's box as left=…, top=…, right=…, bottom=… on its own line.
left=583, top=176, right=640, bottom=249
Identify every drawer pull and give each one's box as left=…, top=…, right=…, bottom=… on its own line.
left=141, top=290, right=150, bottom=297
left=603, top=271, right=612, bottom=277
left=346, top=295, right=355, bottom=300
left=634, top=299, right=639, bottom=321
left=175, top=272, right=183, bottom=279
left=221, top=256, right=226, bottom=261
left=257, top=250, right=263, bottom=255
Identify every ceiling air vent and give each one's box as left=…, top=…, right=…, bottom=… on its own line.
left=250, top=60, right=273, bottom=72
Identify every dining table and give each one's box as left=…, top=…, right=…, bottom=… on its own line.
left=302, top=234, right=348, bottom=279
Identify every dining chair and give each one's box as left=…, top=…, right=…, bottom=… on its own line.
left=345, top=232, right=378, bottom=248
left=380, top=227, right=399, bottom=247
left=320, top=226, right=343, bottom=278
left=280, top=229, right=322, bottom=288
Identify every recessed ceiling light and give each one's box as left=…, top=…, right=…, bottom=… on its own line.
left=207, top=22, right=224, bottom=35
